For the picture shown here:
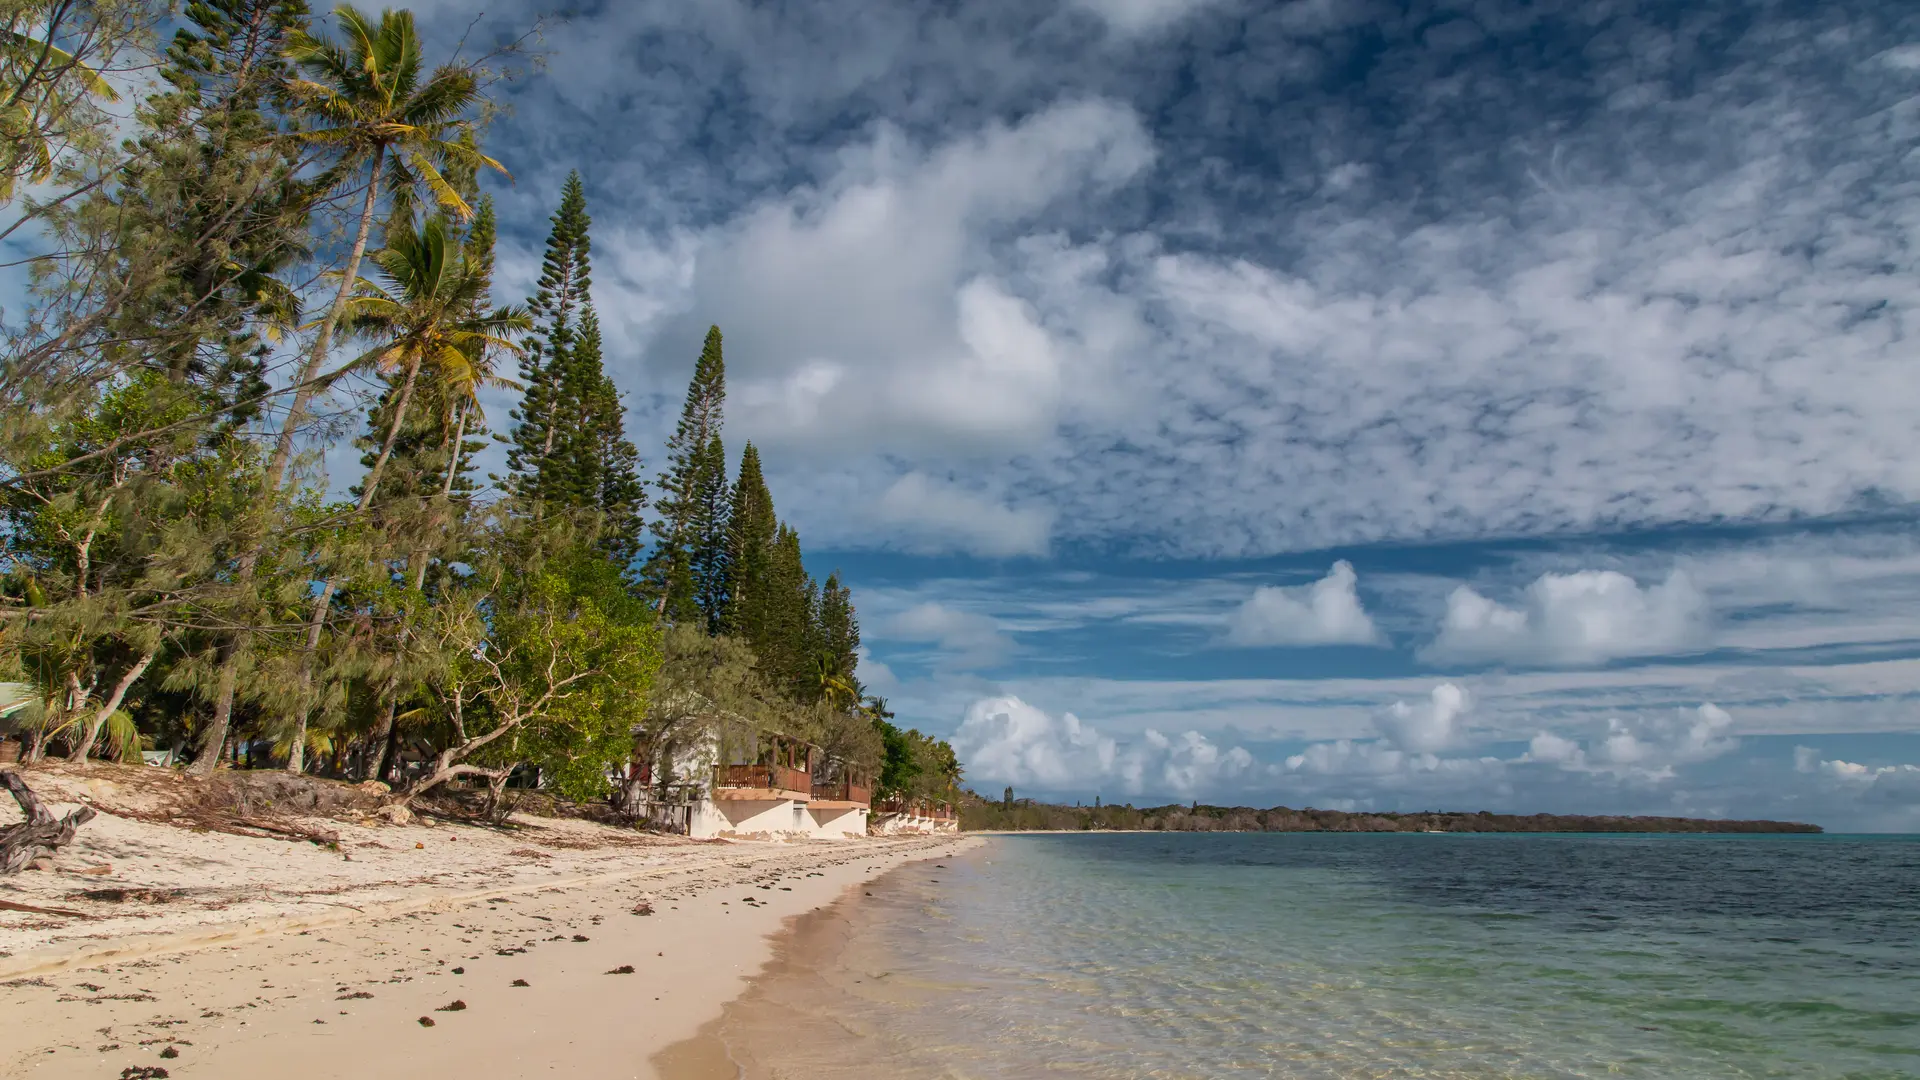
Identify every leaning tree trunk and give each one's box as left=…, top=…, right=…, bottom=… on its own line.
left=283, top=350, right=425, bottom=770
left=189, top=642, right=242, bottom=777
left=1, top=771, right=96, bottom=875
left=68, top=651, right=155, bottom=762
left=365, top=699, right=398, bottom=785
left=195, top=150, right=388, bottom=779
left=284, top=580, right=336, bottom=775
left=410, top=401, right=469, bottom=592
left=357, top=351, right=424, bottom=517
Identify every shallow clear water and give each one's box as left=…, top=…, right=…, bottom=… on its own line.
left=719, top=833, right=1920, bottom=1079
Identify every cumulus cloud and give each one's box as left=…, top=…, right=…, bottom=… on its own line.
left=1524, top=704, right=1740, bottom=782
left=884, top=602, right=1015, bottom=669
left=1225, top=561, right=1383, bottom=647
left=872, top=472, right=1053, bottom=558
left=1280, top=683, right=1490, bottom=780
left=952, top=695, right=1256, bottom=798
left=452, top=0, right=1920, bottom=559
left=1422, top=570, right=1710, bottom=667
left=668, top=99, right=1154, bottom=459
left=1794, top=746, right=1920, bottom=805
left=1375, top=683, right=1469, bottom=753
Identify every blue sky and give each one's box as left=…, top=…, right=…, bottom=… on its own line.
left=292, top=0, right=1920, bottom=828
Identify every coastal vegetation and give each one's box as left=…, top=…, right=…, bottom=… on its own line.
left=0, top=0, right=958, bottom=814
left=961, top=793, right=1823, bottom=833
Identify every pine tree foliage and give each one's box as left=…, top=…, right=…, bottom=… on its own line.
left=719, top=442, right=776, bottom=637
left=688, top=433, right=729, bottom=632
left=0, top=3, right=955, bottom=802
left=497, top=175, right=645, bottom=569
left=642, top=325, right=726, bottom=619
left=503, top=170, right=592, bottom=502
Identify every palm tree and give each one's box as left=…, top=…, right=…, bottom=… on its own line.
left=339, top=213, right=528, bottom=512
left=0, top=2, right=122, bottom=200
left=267, top=3, right=506, bottom=496
left=195, top=3, right=505, bottom=778
left=811, top=652, right=859, bottom=711
left=279, top=215, right=522, bottom=775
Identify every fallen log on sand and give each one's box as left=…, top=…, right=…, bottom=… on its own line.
left=2, top=770, right=96, bottom=875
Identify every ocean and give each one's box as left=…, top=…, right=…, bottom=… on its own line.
left=703, top=832, right=1920, bottom=1079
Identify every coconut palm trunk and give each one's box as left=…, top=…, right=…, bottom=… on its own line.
left=284, top=346, right=421, bottom=773
left=193, top=149, right=385, bottom=779
left=409, top=400, right=467, bottom=591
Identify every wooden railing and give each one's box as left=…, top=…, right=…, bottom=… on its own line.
left=876, top=798, right=954, bottom=818
left=810, top=778, right=871, bottom=806
left=714, top=764, right=811, bottom=795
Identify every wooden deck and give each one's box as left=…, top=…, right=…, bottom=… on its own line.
left=713, top=764, right=812, bottom=801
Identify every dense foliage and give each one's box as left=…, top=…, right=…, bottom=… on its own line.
left=960, top=794, right=1823, bottom=834
left=0, top=0, right=958, bottom=812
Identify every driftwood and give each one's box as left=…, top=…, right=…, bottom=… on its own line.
left=0, top=898, right=92, bottom=918
left=2, top=770, right=97, bottom=875
left=227, top=816, right=339, bottom=846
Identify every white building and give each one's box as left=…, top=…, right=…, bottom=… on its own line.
left=623, top=728, right=873, bottom=841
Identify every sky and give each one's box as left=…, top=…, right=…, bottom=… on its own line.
left=145, top=0, right=1920, bottom=827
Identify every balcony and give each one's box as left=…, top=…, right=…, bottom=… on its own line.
left=713, top=763, right=812, bottom=801
left=810, top=777, right=872, bottom=810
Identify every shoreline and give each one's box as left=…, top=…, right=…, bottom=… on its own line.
left=654, top=834, right=993, bottom=1079
left=0, top=765, right=972, bottom=1079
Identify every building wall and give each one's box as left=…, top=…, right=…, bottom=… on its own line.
left=808, top=805, right=868, bottom=839
left=692, top=797, right=813, bottom=841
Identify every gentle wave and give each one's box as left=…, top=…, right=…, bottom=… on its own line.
left=712, top=833, right=1920, bottom=1078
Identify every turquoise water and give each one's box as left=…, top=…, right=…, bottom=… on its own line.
left=727, top=833, right=1920, bottom=1078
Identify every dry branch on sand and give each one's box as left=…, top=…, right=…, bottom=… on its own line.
left=2, top=769, right=97, bottom=874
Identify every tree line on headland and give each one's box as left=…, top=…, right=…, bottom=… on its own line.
left=0, top=1, right=960, bottom=813
left=962, top=793, right=1823, bottom=833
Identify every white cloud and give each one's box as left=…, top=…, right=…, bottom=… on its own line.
left=1225, top=561, right=1383, bottom=647
left=1422, top=570, right=1710, bottom=667
left=1280, top=683, right=1492, bottom=781
left=1876, top=44, right=1920, bottom=70
left=456, top=0, right=1920, bottom=561
left=952, top=694, right=1256, bottom=798
left=667, top=99, right=1154, bottom=459
left=884, top=602, right=1015, bottom=669
left=1523, top=704, right=1740, bottom=782
left=1069, top=0, right=1227, bottom=35
left=854, top=645, right=899, bottom=695
left=1375, top=683, right=1469, bottom=753
left=872, top=472, right=1053, bottom=558
left=1795, top=746, right=1920, bottom=801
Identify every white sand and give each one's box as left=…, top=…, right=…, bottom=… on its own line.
left=0, top=764, right=973, bottom=1078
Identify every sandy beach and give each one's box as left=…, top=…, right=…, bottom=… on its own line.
left=0, top=763, right=972, bottom=1079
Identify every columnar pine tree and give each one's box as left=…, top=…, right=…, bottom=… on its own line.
left=817, top=573, right=859, bottom=693
left=720, top=442, right=776, bottom=638
left=503, top=171, right=592, bottom=501
left=562, top=309, right=646, bottom=568
left=688, top=433, right=730, bottom=632
left=497, top=175, right=646, bottom=570
left=748, top=523, right=813, bottom=697
left=642, top=325, right=727, bottom=621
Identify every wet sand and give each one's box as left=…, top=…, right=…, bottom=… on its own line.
left=656, top=838, right=995, bottom=1079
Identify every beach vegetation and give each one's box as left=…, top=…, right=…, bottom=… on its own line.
left=0, top=0, right=958, bottom=820
left=958, top=794, right=1822, bottom=834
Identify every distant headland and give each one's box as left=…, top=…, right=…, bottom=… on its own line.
left=961, top=793, right=1822, bottom=834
